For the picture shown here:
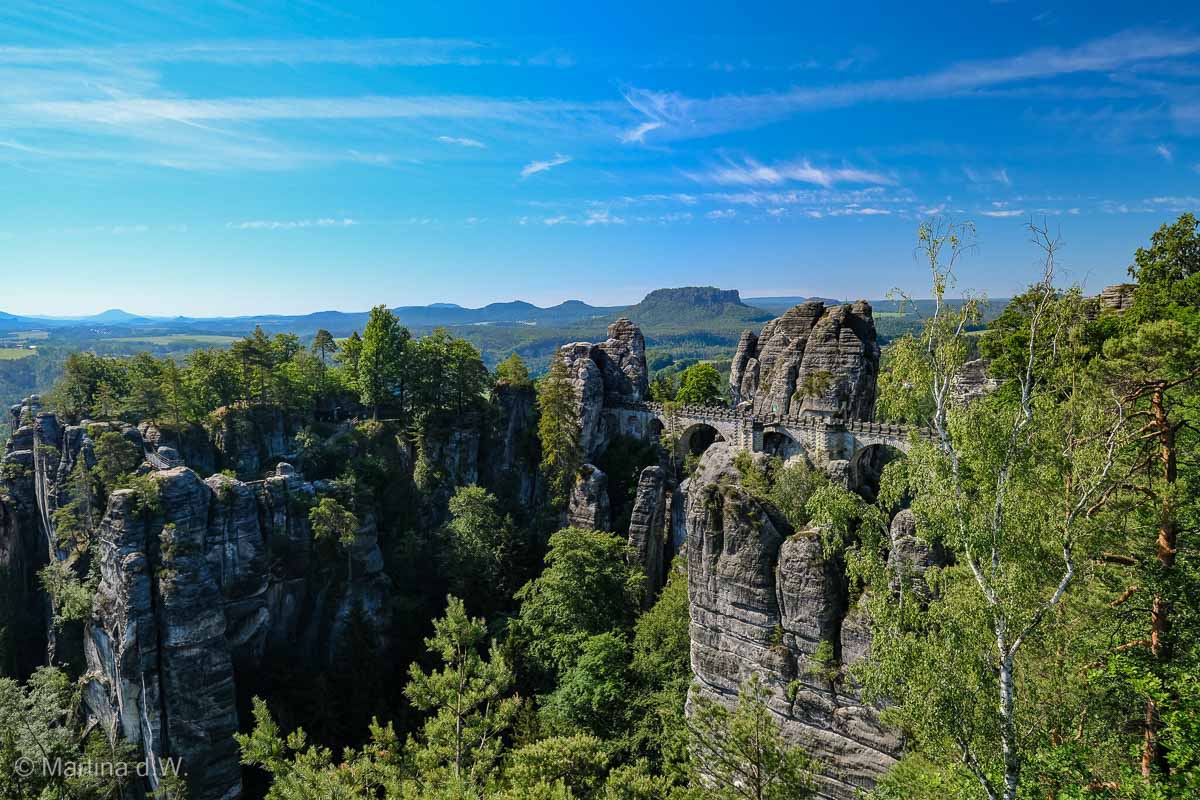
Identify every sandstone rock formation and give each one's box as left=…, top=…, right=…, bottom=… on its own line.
left=684, top=443, right=900, bottom=799
left=730, top=300, right=880, bottom=421
left=1098, top=283, right=1136, bottom=314
left=567, top=463, right=611, bottom=531
left=887, top=508, right=946, bottom=601
left=950, top=358, right=1000, bottom=405
left=558, top=318, right=650, bottom=460
left=626, top=465, right=669, bottom=606
left=1, top=398, right=398, bottom=800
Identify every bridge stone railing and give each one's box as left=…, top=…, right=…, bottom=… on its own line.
left=609, top=400, right=930, bottom=460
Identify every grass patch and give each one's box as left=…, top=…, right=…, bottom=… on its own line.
left=0, top=348, right=36, bottom=360
left=106, top=334, right=241, bottom=346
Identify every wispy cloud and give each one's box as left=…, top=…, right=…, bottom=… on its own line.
left=964, top=166, right=1012, bottom=186
left=0, top=38, right=538, bottom=68
left=980, top=209, right=1025, bottom=217
left=621, top=29, right=1200, bottom=139
left=521, top=153, right=571, bottom=178
left=228, top=217, right=358, bottom=230
left=438, top=135, right=487, bottom=148
left=619, top=121, right=663, bottom=144
left=706, top=209, right=737, bottom=219
left=688, top=156, right=895, bottom=188
left=1156, top=143, right=1174, bottom=161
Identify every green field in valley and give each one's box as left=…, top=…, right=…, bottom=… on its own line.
left=106, top=334, right=242, bottom=346
left=0, top=348, right=37, bottom=360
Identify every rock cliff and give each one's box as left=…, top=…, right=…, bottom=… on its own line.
left=684, top=443, right=900, bottom=799
left=626, top=465, right=670, bottom=607
left=558, top=318, right=650, bottom=460
left=730, top=300, right=880, bottom=421
left=1, top=395, right=401, bottom=800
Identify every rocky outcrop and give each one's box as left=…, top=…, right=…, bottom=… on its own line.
left=567, top=464, right=611, bottom=531
left=207, top=405, right=296, bottom=478
left=950, top=358, right=999, bottom=405
left=558, top=318, right=650, bottom=460
left=482, top=383, right=540, bottom=508
left=1098, top=283, right=1136, bottom=314
left=626, top=466, right=669, bottom=606
left=685, top=443, right=899, bottom=799
left=84, top=470, right=242, bottom=800
left=730, top=301, right=879, bottom=421
left=887, top=508, right=946, bottom=601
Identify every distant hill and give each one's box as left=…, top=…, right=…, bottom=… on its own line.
left=618, top=287, right=772, bottom=329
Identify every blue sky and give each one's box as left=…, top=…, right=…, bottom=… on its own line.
left=0, top=1, right=1197, bottom=316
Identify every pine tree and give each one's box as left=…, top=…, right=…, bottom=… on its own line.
left=404, top=596, right=518, bottom=790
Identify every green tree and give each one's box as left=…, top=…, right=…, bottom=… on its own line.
left=815, top=220, right=1130, bottom=800
left=503, top=734, right=608, bottom=799
left=1096, top=213, right=1200, bottom=782
left=309, top=497, right=359, bottom=582
left=339, top=331, right=364, bottom=385
left=92, top=431, right=142, bottom=493
left=542, top=632, right=633, bottom=738
left=537, top=357, right=583, bottom=510
left=123, top=352, right=166, bottom=421
left=312, top=329, right=338, bottom=366
left=443, top=486, right=516, bottom=610
left=675, top=363, right=724, bottom=406
left=237, top=697, right=405, bottom=799
left=687, top=674, right=815, bottom=800
left=358, top=306, right=411, bottom=419
left=516, top=527, right=644, bottom=676
left=0, top=666, right=138, bottom=800
left=495, top=353, right=533, bottom=389
left=404, top=596, right=519, bottom=791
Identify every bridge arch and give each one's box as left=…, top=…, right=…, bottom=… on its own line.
left=761, top=428, right=801, bottom=459
left=676, top=421, right=726, bottom=462
left=848, top=442, right=906, bottom=501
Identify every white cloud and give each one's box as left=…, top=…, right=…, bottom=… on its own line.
left=964, top=166, right=1012, bottom=186
left=619, top=121, right=663, bottom=144
left=229, top=217, right=358, bottom=230
left=1156, top=143, right=1174, bottom=162
left=829, top=206, right=891, bottom=216
left=0, top=38, right=511, bottom=68
left=706, top=209, right=737, bottom=219
left=438, top=135, right=486, bottom=148
left=584, top=209, right=625, bottom=226
left=621, top=29, right=1200, bottom=139
left=689, top=156, right=894, bottom=188
left=920, top=204, right=947, bottom=215
left=521, top=153, right=571, bottom=178
left=980, top=209, right=1025, bottom=217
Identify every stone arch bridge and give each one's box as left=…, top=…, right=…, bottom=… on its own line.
left=608, top=400, right=928, bottom=469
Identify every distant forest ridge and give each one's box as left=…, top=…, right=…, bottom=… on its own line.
left=0, top=286, right=1002, bottom=338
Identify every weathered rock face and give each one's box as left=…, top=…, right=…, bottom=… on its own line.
left=482, top=383, right=540, bottom=508
left=1098, top=283, right=1136, bottom=314
left=208, top=405, right=296, bottom=478
left=141, top=421, right=218, bottom=477
left=558, top=318, right=650, bottom=460
left=730, top=301, right=879, bottom=421
left=685, top=443, right=899, bottom=800
left=84, top=470, right=243, bottom=800
left=950, top=358, right=1000, bottom=406
left=1, top=407, right=48, bottom=678
left=626, top=465, right=669, bottom=606
left=887, top=508, right=946, bottom=601
left=567, top=463, right=611, bottom=531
